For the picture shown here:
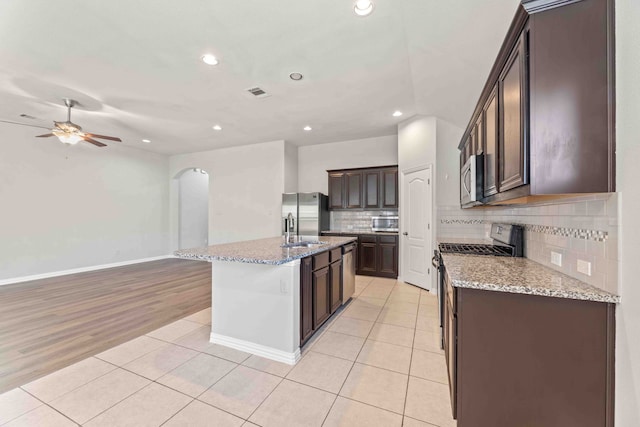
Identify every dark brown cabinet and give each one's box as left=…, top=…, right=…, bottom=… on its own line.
left=300, top=257, right=314, bottom=345
left=300, top=246, right=345, bottom=346
left=364, top=171, right=380, bottom=208
left=312, top=267, right=330, bottom=329
left=381, top=168, right=398, bottom=208
left=330, top=259, right=342, bottom=313
left=443, top=267, right=615, bottom=427
left=357, top=234, right=398, bottom=278
left=483, top=86, right=499, bottom=197
left=345, top=172, right=362, bottom=209
left=327, top=166, right=398, bottom=210
left=458, top=0, right=615, bottom=206
left=328, top=172, right=345, bottom=209
left=498, top=32, right=528, bottom=193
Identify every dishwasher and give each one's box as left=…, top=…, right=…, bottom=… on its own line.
left=342, top=243, right=356, bottom=303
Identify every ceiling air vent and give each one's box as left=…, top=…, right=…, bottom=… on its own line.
left=246, top=86, right=270, bottom=98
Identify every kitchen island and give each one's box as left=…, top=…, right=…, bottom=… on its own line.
left=175, top=235, right=356, bottom=364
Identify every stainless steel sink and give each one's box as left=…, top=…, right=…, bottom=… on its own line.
left=281, top=241, right=325, bottom=249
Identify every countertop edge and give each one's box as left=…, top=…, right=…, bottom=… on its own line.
left=174, top=236, right=357, bottom=265
left=450, top=278, right=621, bottom=304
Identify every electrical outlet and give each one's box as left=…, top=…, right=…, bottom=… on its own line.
left=551, top=251, right=562, bottom=267
left=577, top=259, right=592, bottom=276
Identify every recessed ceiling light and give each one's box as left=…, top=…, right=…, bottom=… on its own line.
left=212, top=125, right=222, bottom=131
left=392, top=111, right=403, bottom=117
left=142, top=139, right=151, bottom=143
left=201, top=54, right=219, bottom=65
left=303, top=126, right=312, bottom=131
left=354, top=0, right=374, bottom=16
left=289, top=72, right=304, bottom=81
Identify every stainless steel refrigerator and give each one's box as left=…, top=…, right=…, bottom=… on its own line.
left=282, top=193, right=329, bottom=236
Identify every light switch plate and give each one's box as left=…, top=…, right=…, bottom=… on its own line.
left=577, top=259, right=592, bottom=276
left=551, top=251, right=562, bottom=267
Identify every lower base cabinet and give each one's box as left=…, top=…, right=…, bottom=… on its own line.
left=444, top=270, right=615, bottom=427
left=357, top=235, right=398, bottom=278
left=300, top=247, right=344, bottom=346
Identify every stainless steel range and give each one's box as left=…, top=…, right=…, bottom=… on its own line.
left=431, top=223, right=524, bottom=348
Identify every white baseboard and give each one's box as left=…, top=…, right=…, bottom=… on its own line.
left=211, top=332, right=301, bottom=365
left=0, top=255, right=175, bottom=286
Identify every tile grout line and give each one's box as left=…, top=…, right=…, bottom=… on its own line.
left=317, top=277, right=374, bottom=426
left=321, top=279, right=400, bottom=425
left=11, top=388, right=77, bottom=427
left=402, top=288, right=423, bottom=421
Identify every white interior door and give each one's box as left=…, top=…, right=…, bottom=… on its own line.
left=402, top=167, right=432, bottom=289
left=179, top=169, right=209, bottom=249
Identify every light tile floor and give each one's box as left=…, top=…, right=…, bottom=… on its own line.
left=0, top=277, right=455, bottom=426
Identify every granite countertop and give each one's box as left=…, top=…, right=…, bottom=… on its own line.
left=441, top=253, right=620, bottom=304
left=321, top=230, right=399, bottom=236
left=174, top=235, right=357, bottom=265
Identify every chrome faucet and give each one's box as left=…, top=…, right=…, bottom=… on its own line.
left=284, top=213, right=296, bottom=243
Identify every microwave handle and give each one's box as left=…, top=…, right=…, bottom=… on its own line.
left=462, top=168, right=471, bottom=196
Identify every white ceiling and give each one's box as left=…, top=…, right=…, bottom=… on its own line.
left=0, top=0, right=520, bottom=155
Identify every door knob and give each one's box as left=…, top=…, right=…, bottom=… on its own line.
left=402, top=232, right=408, bottom=236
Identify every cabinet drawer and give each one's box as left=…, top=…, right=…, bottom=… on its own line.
left=329, top=248, right=342, bottom=263
left=360, top=235, right=377, bottom=244
left=378, top=235, right=397, bottom=244
left=313, top=251, right=330, bottom=270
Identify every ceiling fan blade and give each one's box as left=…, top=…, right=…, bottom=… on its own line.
left=83, top=137, right=107, bottom=147
left=85, top=133, right=122, bottom=142
left=0, top=119, right=51, bottom=130
left=35, top=133, right=55, bottom=138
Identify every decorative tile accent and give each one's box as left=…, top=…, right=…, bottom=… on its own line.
left=438, top=219, right=608, bottom=242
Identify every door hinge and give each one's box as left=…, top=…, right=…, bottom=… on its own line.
left=428, top=179, right=430, bottom=185
left=428, top=223, right=430, bottom=230
left=428, top=268, right=430, bottom=275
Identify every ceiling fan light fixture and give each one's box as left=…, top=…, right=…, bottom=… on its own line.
left=354, top=0, right=374, bottom=16
left=201, top=54, right=219, bottom=65
left=55, top=132, right=84, bottom=145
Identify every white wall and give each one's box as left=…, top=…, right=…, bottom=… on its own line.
left=178, top=169, right=209, bottom=249
left=435, top=119, right=464, bottom=208
left=0, top=125, right=170, bottom=281
left=615, top=0, right=640, bottom=423
left=284, top=141, right=298, bottom=193
left=170, top=140, right=286, bottom=246
left=297, top=135, right=398, bottom=194
left=397, top=116, right=437, bottom=288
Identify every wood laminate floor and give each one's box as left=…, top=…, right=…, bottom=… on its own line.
left=0, top=258, right=211, bottom=393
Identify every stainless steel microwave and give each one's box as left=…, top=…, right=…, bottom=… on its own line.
left=460, top=154, right=484, bottom=207
left=371, top=216, right=399, bottom=232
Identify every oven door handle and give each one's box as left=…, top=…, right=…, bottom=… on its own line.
left=431, top=255, right=439, bottom=269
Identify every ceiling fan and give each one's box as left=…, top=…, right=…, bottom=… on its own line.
left=0, top=99, right=122, bottom=147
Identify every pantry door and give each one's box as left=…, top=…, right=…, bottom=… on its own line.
left=402, top=167, right=432, bottom=290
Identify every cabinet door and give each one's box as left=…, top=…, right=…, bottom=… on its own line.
left=377, top=236, right=398, bottom=278
left=483, top=86, right=499, bottom=197
left=300, top=257, right=314, bottom=345
left=328, top=173, right=345, bottom=209
left=312, top=266, right=331, bottom=329
left=330, top=260, right=342, bottom=313
left=381, top=168, right=398, bottom=208
left=499, top=33, right=528, bottom=192
left=358, top=240, right=377, bottom=275
left=363, top=171, right=380, bottom=209
left=345, top=172, right=363, bottom=208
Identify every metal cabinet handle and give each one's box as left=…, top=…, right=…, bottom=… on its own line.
left=462, top=168, right=471, bottom=195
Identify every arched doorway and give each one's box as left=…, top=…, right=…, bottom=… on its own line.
left=176, top=168, right=209, bottom=249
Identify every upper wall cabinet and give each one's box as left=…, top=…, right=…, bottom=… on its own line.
left=328, top=166, right=398, bottom=210
left=459, top=0, right=615, bottom=207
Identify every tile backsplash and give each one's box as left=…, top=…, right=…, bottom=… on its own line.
left=437, top=194, right=619, bottom=294
left=331, top=210, right=398, bottom=232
